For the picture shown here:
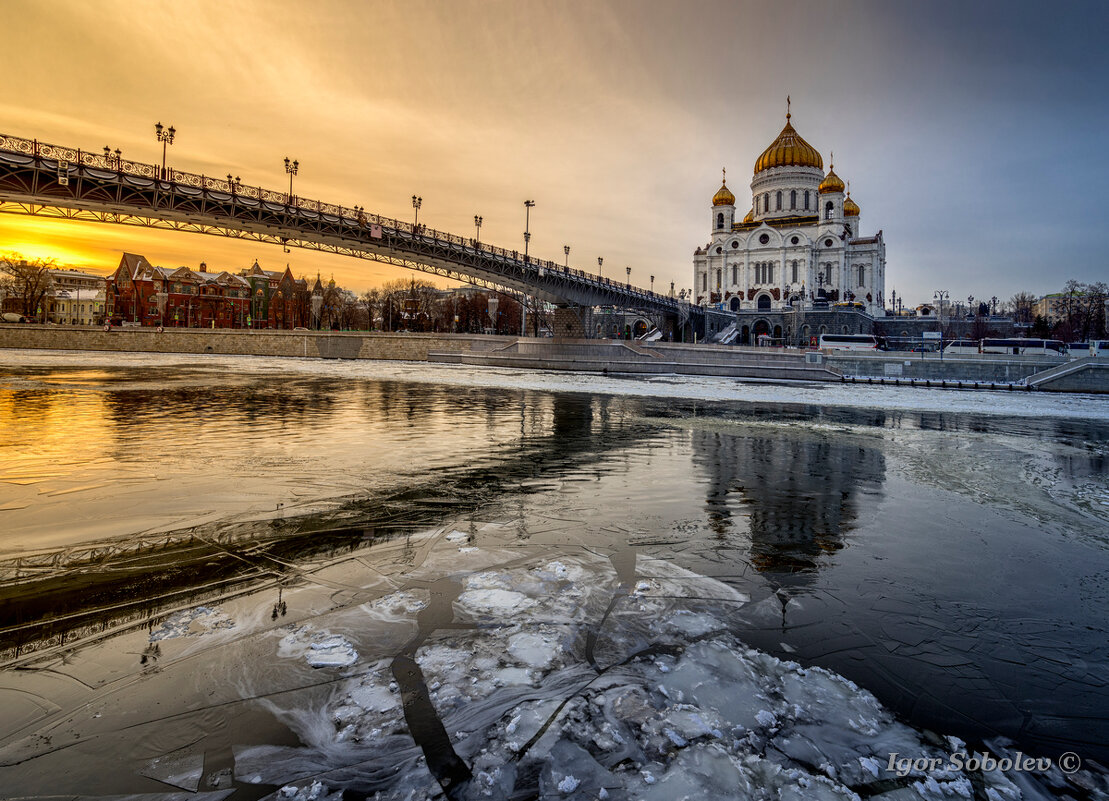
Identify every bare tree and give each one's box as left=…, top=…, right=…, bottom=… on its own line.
left=0, top=254, right=55, bottom=319
left=1008, top=292, right=1036, bottom=325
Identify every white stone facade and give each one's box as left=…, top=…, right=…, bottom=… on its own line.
left=694, top=113, right=886, bottom=316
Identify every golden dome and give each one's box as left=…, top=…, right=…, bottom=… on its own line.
left=753, top=109, right=823, bottom=174
left=844, top=192, right=860, bottom=216
left=712, top=169, right=735, bottom=206
left=819, top=163, right=845, bottom=194
left=743, top=208, right=754, bottom=223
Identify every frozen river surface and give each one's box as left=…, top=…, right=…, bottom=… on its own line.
left=0, top=350, right=1107, bottom=800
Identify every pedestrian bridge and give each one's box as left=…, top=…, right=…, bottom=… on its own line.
left=0, top=133, right=718, bottom=337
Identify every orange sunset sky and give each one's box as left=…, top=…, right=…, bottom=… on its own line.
left=3, top=0, right=1107, bottom=303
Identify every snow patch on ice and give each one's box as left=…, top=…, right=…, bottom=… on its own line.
left=277, top=625, right=357, bottom=668
left=149, top=606, right=235, bottom=641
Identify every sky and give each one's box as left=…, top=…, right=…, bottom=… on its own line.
left=2, top=0, right=1107, bottom=306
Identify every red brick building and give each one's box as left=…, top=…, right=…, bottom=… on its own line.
left=106, top=254, right=312, bottom=329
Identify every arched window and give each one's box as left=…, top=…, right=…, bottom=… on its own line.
left=804, top=190, right=810, bottom=211
left=825, top=200, right=833, bottom=220
left=702, top=274, right=707, bottom=291
left=790, top=190, right=797, bottom=209
left=768, top=263, right=774, bottom=284
left=757, top=294, right=772, bottom=310
left=791, top=260, right=798, bottom=283
left=858, top=265, right=865, bottom=285
left=716, top=269, right=722, bottom=288
left=776, top=191, right=782, bottom=210
left=732, top=264, right=738, bottom=284
left=716, top=212, right=724, bottom=229
left=763, top=192, right=769, bottom=212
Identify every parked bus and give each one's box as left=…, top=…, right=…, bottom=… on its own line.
left=819, top=333, right=878, bottom=350
left=942, top=340, right=980, bottom=355
left=1067, top=341, right=1109, bottom=357
left=979, top=338, right=1065, bottom=355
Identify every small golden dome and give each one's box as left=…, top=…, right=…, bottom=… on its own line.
left=712, top=168, right=735, bottom=206
left=843, top=193, right=860, bottom=216
left=753, top=107, right=823, bottom=174
left=819, top=165, right=845, bottom=195
left=743, top=208, right=754, bottom=223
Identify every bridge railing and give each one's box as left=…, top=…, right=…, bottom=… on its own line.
left=1, top=132, right=690, bottom=310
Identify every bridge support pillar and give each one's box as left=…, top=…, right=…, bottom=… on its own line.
left=552, top=306, right=588, bottom=339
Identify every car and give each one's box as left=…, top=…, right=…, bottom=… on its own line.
left=1, top=312, right=29, bottom=323
left=293, top=326, right=309, bottom=331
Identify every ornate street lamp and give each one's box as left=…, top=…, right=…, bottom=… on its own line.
left=563, top=244, right=570, bottom=270
left=523, top=200, right=534, bottom=261
left=626, top=265, right=631, bottom=288
left=597, top=256, right=603, bottom=278
left=412, top=195, right=422, bottom=229
left=474, top=214, right=483, bottom=241
left=284, top=157, right=299, bottom=202
left=650, top=274, right=655, bottom=294
left=154, top=122, right=175, bottom=179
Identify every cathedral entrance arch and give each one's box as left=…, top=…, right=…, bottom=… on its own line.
left=753, top=319, right=770, bottom=341
left=729, top=296, right=741, bottom=312
left=756, top=294, right=772, bottom=311
left=740, top=324, right=750, bottom=345
left=773, top=324, right=782, bottom=340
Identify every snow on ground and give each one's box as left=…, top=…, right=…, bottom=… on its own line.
left=235, top=553, right=1104, bottom=800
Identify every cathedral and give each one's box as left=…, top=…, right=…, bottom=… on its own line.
left=693, top=103, right=886, bottom=335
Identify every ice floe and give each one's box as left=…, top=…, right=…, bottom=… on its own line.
left=232, top=553, right=1105, bottom=799
left=276, top=625, right=358, bottom=668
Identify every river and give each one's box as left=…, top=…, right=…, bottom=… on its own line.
left=1, top=350, right=1107, bottom=800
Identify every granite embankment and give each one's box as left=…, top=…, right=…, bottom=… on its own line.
left=1, top=325, right=1105, bottom=391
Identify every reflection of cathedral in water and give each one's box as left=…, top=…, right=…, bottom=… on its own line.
left=691, top=427, right=885, bottom=577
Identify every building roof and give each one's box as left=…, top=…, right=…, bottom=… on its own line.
left=754, top=109, right=823, bottom=174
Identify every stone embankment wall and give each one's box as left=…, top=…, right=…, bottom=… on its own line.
left=0, top=324, right=509, bottom=361
left=826, top=352, right=1064, bottom=383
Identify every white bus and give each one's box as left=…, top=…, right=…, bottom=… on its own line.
left=979, top=338, right=1065, bottom=355
left=942, top=340, right=980, bottom=355
left=819, top=333, right=878, bottom=351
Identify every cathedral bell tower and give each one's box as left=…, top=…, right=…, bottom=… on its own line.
left=712, top=169, right=735, bottom=232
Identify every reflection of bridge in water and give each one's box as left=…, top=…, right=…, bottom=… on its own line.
left=0, top=391, right=661, bottom=667
left=0, top=133, right=719, bottom=338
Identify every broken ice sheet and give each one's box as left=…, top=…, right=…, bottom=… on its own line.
left=138, top=750, right=204, bottom=792
left=227, top=552, right=1098, bottom=800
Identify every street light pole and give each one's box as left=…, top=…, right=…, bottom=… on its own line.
left=284, top=157, right=299, bottom=202
left=154, top=122, right=175, bottom=179
left=650, top=274, right=655, bottom=294
left=474, top=215, right=482, bottom=242
left=412, top=195, right=422, bottom=230
left=563, top=244, right=570, bottom=270
left=597, top=256, right=603, bottom=278
left=626, top=266, right=631, bottom=289
left=523, top=200, right=534, bottom=336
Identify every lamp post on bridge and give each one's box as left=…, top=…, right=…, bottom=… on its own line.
left=597, top=256, right=603, bottom=279
left=523, top=200, right=534, bottom=336
left=154, top=122, right=175, bottom=179
left=474, top=215, right=482, bottom=242
left=226, top=174, right=241, bottom=194
left=102, top=146, right=122, bottom=170
left=626, top=266, right=631, bottom=289
left=284, top=157, right=299, bottom=203
left=563, top=245, right=570, bottom=271
left=650, top=274, right=654, bottom=294
left=412, top=195, right=422, bottom=230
